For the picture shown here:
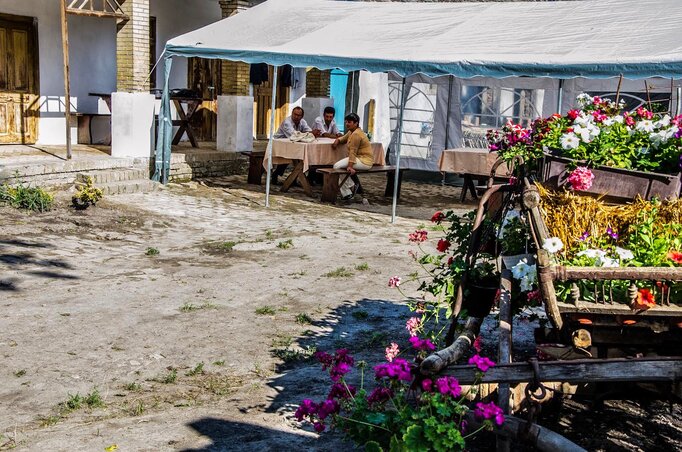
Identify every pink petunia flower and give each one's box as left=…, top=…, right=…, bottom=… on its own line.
left=567, top=166, right=595, bottom=191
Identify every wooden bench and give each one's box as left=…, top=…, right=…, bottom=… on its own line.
left=317, top=165, right=404, bottom=203
left=241, top=150, right=266, bottom=185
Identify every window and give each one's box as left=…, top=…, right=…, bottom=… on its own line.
left=389, top=81, right=437, bottom=159
left=460, top=86, right=544, bottom=148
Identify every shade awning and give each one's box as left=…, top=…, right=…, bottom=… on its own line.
left=166, top=0, right=682, bottom=79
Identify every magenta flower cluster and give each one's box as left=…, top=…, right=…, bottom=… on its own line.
left=409, top=336, right=435, bottom=352
left=315, top=349, right=354, bottom=382
left=294, top=399, right=341, bottom=432
left=421, top=376, right=462, bottom=398
left=474, top=401, right=505, bottom=426
left=468, top=354, right=496, bottom=372
left=374, top=358, right=412, bottom=381
left=367, top=386, right=394, bottom=406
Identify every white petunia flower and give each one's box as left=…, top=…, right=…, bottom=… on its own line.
left=577, top=249, right=607, bottom=259
left=519, top=276, right=535, bottom=292
left=511, top=258, right=532, bottom=280
left=636, top=120, right=655, bottom=133
left=614, top=247, right=634, bottom=261
left=603, top=115, right=623, bottom=126
left=596, top=256, right=620, bottom=268
left=654, top=115, right=671, bottom=128
left=560, top=132, right=580, bottom=150
left=573, top=123, right=600, bottom=143
left=543, top=237, right=564, bottom=254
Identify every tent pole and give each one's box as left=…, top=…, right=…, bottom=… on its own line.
left=557, top=79, right=564, bottom=114
left=391, top=77, right=407, bottom=224
left=265, top=66, right=279, bottom=208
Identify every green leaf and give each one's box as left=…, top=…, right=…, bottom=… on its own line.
left=364, top=441, right=383, bottom=452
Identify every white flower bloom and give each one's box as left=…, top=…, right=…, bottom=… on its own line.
left=519, top=276, right=535, bottom=292
left=603, top=115, right=623, bottom=126
left=574, top=113, right=593, bottom=127
left=577, top=249, right=607, bottom=259
left=511, top=258, right=533, bottom=280
left=576, top=93, right=593, bottom=107
left=596, top=256, right=620, bottom=268
left=649, top=127, right=677, bottom=147
left=636, top=120, right=655, bottom=133
left=654, top=115, right=671, bottom=128
left=560, top=132, right=580, bottom=150
left=543, top=237, right=564, bottom=254
left=573, top=123, right=600, bottom=143
left=614, top=247, right=634, bottom=261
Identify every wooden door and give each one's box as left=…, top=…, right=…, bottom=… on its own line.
left=187, top=57, right=221, bottom=142
left=0, top=13, right=39, bottom=144
left=254, top=66, right=289, bottom=139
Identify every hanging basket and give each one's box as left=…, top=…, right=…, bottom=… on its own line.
left=541, top=153, right=681, bottom=202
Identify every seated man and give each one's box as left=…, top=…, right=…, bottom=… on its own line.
left=271, top=106, right=312, bottom=184
left=331, top=113, right=374, bottom=200
left=312, top=106, right=342, bottom=138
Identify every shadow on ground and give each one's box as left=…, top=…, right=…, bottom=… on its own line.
left=0, top=238, right=77, bottom=291
left=264, top=297, right=411, bottom=414
left=182, top=417, right=325, bottom=452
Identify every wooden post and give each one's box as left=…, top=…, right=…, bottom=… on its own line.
left=60, top=0, right=72, bottom=160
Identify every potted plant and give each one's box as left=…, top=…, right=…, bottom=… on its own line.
left=488, top=94, right=682, bottom=201
left=464, top=258, right=500, bottom=318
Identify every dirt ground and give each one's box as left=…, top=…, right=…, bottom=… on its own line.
left=1, top=175, right=680, bottom=451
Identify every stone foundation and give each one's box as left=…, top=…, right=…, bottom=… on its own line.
left=164, top=150, right=248, bottom=182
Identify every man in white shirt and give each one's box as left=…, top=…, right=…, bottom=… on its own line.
left=312, top=106, right=342, bottom=138
left=271, top=106, right=311, bottom=184
left=273, top=106, right=311, bottom=138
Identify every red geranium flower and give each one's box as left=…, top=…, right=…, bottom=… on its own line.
left=633, top=288, right=656, bottom=310
left=436, top=239, right=451, bottom=253
left=431, top=211, right=445, bottom=223
left=667, top=250, right=682, bottom=264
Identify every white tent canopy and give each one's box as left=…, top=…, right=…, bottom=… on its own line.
left=154, top=0, right=682, bottom=220
left=166, top=0, right=682, bottom=80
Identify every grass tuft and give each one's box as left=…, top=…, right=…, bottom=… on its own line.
left=276, top=239, right=293, bottom=249
left=295, top=313, right=313, bottom=325
left=145, top=247, right=160, bottom=256
left=255, top=306, right=276, bottom=316
left=323, top=267, right=354, bottom=278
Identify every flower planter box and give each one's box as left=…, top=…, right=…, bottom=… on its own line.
left=541, top=154, right=681, bottom=202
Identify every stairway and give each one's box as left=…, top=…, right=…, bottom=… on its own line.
left=75, top=168, right=159, bottom=195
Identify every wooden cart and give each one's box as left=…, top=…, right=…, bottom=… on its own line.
left=420, top=167, right=682, bottom=451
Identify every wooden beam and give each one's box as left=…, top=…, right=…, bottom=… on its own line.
left=440, top=357, right=682, bottom=384
left=65, top=8, right=128, bottom=19
left=60, top=0, right=72, bottom=160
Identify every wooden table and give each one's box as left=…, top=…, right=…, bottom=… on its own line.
left=263, top=138, right=386, bottom=196
left=171, top=97, right=203, bottom=147
left=438, top=148, right=510, bottom=201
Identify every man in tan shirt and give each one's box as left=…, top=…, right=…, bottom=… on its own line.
left=332, top=113, right=374, bottom=199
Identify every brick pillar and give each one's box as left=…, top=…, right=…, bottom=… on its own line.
left=219, top=0, right=251, bottom=95
left=306, top=68, right=331, bottom=98
left=116, top=0, right=150, bottom=92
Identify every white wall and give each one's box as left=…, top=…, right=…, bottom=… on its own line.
left=0, top=0, right=117, bottom=144
left=150, top=0, right=222, bottom=91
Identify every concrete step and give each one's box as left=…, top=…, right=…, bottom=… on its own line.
left=76, top=168, right=149, bottom=185
left=89, top=179, right=159, bottom=196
